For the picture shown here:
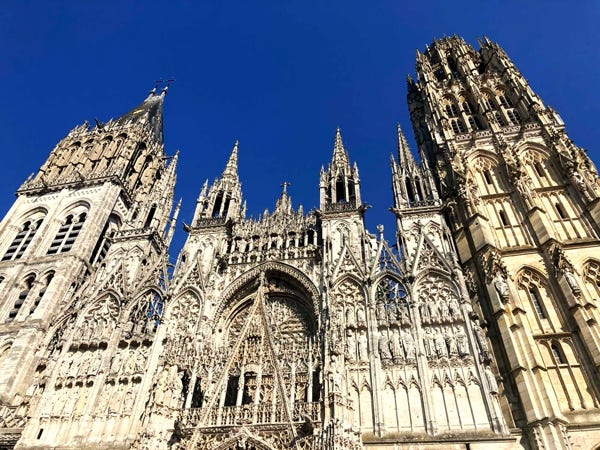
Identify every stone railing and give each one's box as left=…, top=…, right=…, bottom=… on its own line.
left=180, top=401, right=320, bottom=428
left=194, top=216, right=228, bottom=228
left=323, top=202, right=358, bottom=213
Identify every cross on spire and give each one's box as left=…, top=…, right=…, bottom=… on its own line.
left=281, top=181, right=291, bottom=194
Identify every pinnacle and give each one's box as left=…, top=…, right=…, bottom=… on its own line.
left=222, top=140, right=239, bottom=178
left=396, top=123, right=417, bottom=171
left=332, top=127, right=349, bottom=166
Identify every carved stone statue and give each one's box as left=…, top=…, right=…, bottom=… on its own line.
left=356, top=305, right=366, bottom=326
left=493, top=271, right=510, bottom=302
left=357, top=330, right=368, bottom=362
left=455, top=326, right=468, bottom=356
left=401, top=329, right=415, bottom=361
left=378, top=331, right=392, bottom=361
left=329, top=366, right=342, bottom=393
left=434, top=329, right=447, bottom=357
left=345, top=307, right=356, bottom=328
left=485, top=366, right=499, bottom=394
left=376, top=301, right=387, bottom=323
left=563, top=267, right=580, bottom=294
left=345, top=330, right=356, bottom=361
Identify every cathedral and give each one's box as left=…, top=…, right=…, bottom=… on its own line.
left=0, top=36, right=599, bottom=450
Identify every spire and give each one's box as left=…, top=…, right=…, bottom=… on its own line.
left=332, top=127, right=349, bottom=167
left=222, top=140, right=239, bottom=180
left=192, top=140, right=244, bottom=224
left=320, top=128, right=362, bottom=209
left=114, top=87, right=166, bottom=143
left=396, top=124, right=418, bottom=172
left=273, top=182, right=293, bottom=216
left=165, top=198, right=182, bottom=246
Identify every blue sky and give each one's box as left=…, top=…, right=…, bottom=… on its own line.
left=1, top=1, right=599, bottom=258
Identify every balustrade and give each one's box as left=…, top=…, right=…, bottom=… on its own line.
left=180, top=401, right=320, bottom=428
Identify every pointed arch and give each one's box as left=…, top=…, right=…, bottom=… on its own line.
left=217, top=261, right=319, bottom=322
left=2, top=209, right=46, bottom=261
left=466, top=150, right=507, bottom=194
left=212, top=432, right=277, bottom=450
left=582, top=258, right=600, bottom=301
left=515, top=266, right=563, bottom=329
left=124, top=289, right=165, bottom=337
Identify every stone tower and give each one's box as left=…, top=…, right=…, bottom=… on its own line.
left=408, top=36, right=600, bottom=449
left=0, top=86, right=178, bottom=448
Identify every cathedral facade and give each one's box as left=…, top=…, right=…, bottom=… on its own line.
left=0, top=37, right=599, bottom=450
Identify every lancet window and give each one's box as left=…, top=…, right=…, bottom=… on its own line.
left=2, top=214, right=44, bottom=261
left=125, top=291, right=164, bottom=338
left=374, top=277, right=409, bottom=327
left=470, top=156, right=506, bottom=195
left=583, top=260, right=600, bottom=301
left=517, top=269, right=562, bottom=331
left=29, top=272, right=54, bottom=316
left=90, top=214, right=120, bottom=265
left=47, top=209, right=87, bottom=254
left=7, top=275, right=35, bottom=321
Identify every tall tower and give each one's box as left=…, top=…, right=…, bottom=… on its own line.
left=388, top=124, right=509, bottom=443
left=409, top=36, right=600, bottom=449
left=0, top=86, right=178, bottom=448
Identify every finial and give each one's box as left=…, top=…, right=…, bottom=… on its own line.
left=281, top=181, right=291, bottom=194
left=161, top=78, right=175, bottom=94
left=377, top=224, right=384, bottom=239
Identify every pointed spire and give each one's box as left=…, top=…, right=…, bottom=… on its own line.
left=396, top=124, right=417, bottom=172
left=222, top=140, right=239, bottom=179
left=115, top=88, right=166, bottom=143
left=165, top=198, right=182, bottom=246
left=332, top=127, right=349, bottom=166
left=274, top=181, right=293, bottom=216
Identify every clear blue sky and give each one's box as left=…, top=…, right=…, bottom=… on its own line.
left=1, top=1, right=599, bottom=258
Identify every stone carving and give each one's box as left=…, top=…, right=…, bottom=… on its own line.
left=485, top=366, right=499, bottom=394
left=493, top=271, right=510, bottom=302
left=357, top=330, right=368, bottom=362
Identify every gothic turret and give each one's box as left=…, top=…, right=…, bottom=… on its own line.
left=192, top=141, right=244, bottom=226
left=391, top=124, right=439, bottom=209
left=319, top=128, right=362, bottom=210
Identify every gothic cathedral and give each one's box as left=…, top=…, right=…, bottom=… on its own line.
left=0, top=37, right=599, bottom=450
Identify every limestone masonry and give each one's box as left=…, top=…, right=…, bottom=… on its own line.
left=0, top=37, right=599, bottom=450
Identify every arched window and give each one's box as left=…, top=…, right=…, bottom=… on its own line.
left=29, top=272, right=54, bottom=315
left=144, top=204, right=156, bottom=228
left=467, top=115, right=484, bottom=131
left=583, top=261, right=600, bottom=301
left=375, top=276, right=408, bottom=326
left=445, top=103, right=459, bottom=117
left=126, top=291, right=164, bottom=337
left=90, top=214, right=120, bottom=265
left=494, top=111, right=506, bottom=126
left=506, top=109, right=521, bottom=125
left=7, top=275, right=35, bottom=321
left=481, top=92, right=497, bottom=111
left=528, top=287, right=547, bottom=319
left=499, top=209, right=509, bottom=226
left=496, top=89, right=513, bottom=108
left=518, top=270, right=561, bottom=329
left=550, top=342, right=566, bottom=365
left=336, top=176, right=346, bottom=202
left=47, top=210, right=87, bottom=254
left=555, top=202, right=568, bottom=219
left=534, top=161, right=546, bottom=178
left=3, top=215, right=44, bottom=261
left=483, top=170, right=493, bottom=185
left=450, top=119, right=466, bottom=134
